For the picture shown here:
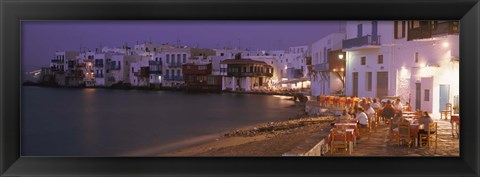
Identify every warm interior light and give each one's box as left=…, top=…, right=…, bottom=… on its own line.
left=442, top=42, right=449, bottom=48
left=341, top=68, right=344, bottom=71
left=338, top=54, right=344, bottom=59
left=333, top=69, right=337, bottom=72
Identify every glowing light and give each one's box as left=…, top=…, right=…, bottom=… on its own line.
left=338, top=54, right=344, bottom=59
left=333, top=69, right=337, bottom=72
left=341, top=68, right=344, bottom=72
left=442, top=42, right=449, bottom=48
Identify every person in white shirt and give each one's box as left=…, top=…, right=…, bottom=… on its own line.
left=395, top=98, right=404, bottom=111
left=371, top=98, right=381, bottom=109
left=365, top=103, right=375, bottom=117
left=355, top=107, right=368, bottom=128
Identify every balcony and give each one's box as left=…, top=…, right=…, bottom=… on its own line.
left=342, top=35, right=381, bottom=50
left=51, top=59, right=63, bottom=64
left=94, top=63, right=104, bottom=68
left=432, top=21, right=459, bottom=36
left=312, top=63, right=329, bottom=72
left=164, top=75, right=184, bottom=80
left=149, top=61, right=162, bottom=66
left=408, top=21, right=459, bottom=41
left=149, top=70, right=162, bottom=74
left=94, top=74, right=104, bottom=78
left=174, top=76, right=184, bottom=81
left=168, top=62, right=182, bottom=68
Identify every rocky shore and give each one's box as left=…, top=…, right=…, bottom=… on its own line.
left=163, top=114, right=336, bottom=156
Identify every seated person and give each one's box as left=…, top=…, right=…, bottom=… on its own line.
left=391, top=110, right=405, bottom=129
left=418, top=111, right=436, bottom=140
left=355, top=107, right=369, bottom=128
left=365, top=103, right=375, bottom=118
left=331, top=109, right=352, bottom=126
left=371, top=98, right=382, bottom=109
left=382, top=100, right=395, bottom=124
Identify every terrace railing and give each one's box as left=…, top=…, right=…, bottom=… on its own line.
left=343, top=35, right=381, bottom=49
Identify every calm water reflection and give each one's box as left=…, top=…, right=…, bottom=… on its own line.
left=22, top=87, right=297, bottom=156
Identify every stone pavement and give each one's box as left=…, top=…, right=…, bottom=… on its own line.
left=325, top=119, right=459, bottom=156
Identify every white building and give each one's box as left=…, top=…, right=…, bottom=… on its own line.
left=93, top=52, right=114, bottom=87
left=276, top=45, right=310, bottom=89
left=343, top=20, right=459, bottom=115
left=107, top=54, right=141, bottom=87
left=310, top=33, right=346, bottom=96
left=162, top=48, right=190, bottom=87
left=148, top=53, right=163, bottom=87
left=220, top=55, right=274, bottom=92
left=50, top=51, right=79, bottom=86
left=129, top=56, right=151, bottom=87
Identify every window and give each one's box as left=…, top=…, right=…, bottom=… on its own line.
left=166, top=54, right=170, bottom=63
left=366, top=72, right=372, bottom=91
left=357, top=24, right=363, bottom=37
left=220, top=53, right=224, bottom=56
left=183, top=54, right=187, bottom=63
left=361, top=57, right=366, bottom=65
left=378, top=55, right=383, bottom=64
left=177, top=54, right=181, bottom=63
left=166, top=69, right=169, bottom=75
left=172, top=54, right=175, bottom=62
left=424, top=89, right=430, bottom=101
left=415, top=52, right=419, bottom=63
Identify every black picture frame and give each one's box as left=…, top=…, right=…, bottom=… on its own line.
left=1, top=0, right=479, bottom=176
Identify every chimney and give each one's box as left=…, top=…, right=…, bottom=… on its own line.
left=235, top=53, right=241, bottom=60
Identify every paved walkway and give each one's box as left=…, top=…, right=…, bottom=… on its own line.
left=325, top=119, right=459, bottom=156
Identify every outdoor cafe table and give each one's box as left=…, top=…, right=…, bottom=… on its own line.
left=406, top=119, right=424, bottom=147
left=329, top=128, right=356, bottom=154
left=334, top=123, right=358, bottom=135
left=403, top=111, right=416, bottom=119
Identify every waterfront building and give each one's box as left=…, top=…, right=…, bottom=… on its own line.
left=49, top=51, right=79, bottom=86
left=309, top=33, right=346, bottom=96
left=248, top=56, right=281, bottom=86
left=162, top=47, right=190, bottom=87
left=149, top=53, right=163, bottom=88
left=107, top=54, right=142, bottom=87
left=276, top=45, right=310, bottom=89
left=129, top=56, right=152, bottom=87
left=343, top=20, right=459, bottom=116
left=183, top=63, right=222, bottom=91
left=92, top=52, right=114, bottom=87
left=77, top=50, right=98, bottom=87
left=220, top=54, right=274, bottom=91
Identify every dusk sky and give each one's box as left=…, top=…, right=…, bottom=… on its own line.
left=22, top=21, right=344, bottom=72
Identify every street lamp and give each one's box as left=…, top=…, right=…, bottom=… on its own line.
left=338, top=54, right=344, bottom=59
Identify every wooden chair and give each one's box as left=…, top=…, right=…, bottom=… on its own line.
left=368, top=114, right=377, bottom=132
left=419, top=122, right=438, bottom=152
left=397, top=120, right=412, bottom=147
left=440, top=103, right=452, bottom=120
left=359, top=123, right=371, bottom=140
left=330, top=129, right=349, bottom=154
